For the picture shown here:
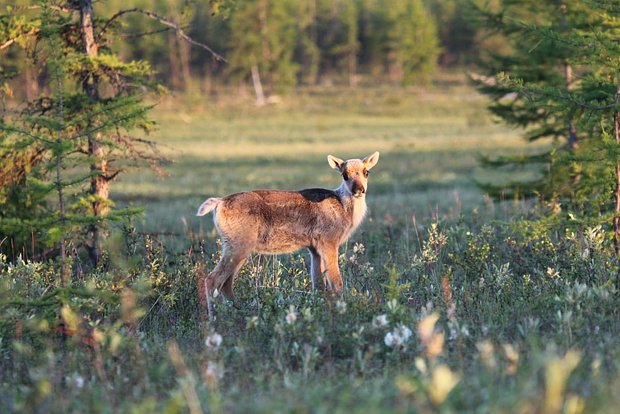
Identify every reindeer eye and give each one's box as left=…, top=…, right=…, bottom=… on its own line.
left=363, top=170, right=369, bottom=178
left=342, top=171, right=349, bottom=181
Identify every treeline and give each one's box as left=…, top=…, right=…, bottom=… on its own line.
left=2, top=0, right=484, bottom=100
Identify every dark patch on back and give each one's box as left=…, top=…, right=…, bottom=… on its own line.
left=299, top=188, right=340, bottom=203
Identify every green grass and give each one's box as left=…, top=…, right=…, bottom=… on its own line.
left=114, top=84, right=540, bottom=251
left=3, top=83, right=620, bottom=413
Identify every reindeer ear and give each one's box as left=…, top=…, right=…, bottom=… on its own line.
left=327, top=155, right=344, bottom=170
left=363, top=151, right=380, bottom=170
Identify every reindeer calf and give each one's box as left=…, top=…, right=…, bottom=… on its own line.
left=196, top=152, right=380, bottom=305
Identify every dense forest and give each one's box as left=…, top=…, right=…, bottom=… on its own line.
left=1, top=0, right=485, bottom=101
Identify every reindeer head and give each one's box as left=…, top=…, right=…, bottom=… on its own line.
left=328, top=152, right=380, bottom=198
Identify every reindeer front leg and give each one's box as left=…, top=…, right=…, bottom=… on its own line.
left=323, top=244, right=343, bottom=293
left=309, top=247, right=326, bottom=290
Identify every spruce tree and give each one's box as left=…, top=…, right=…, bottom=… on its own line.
left=0, top=0, right=223, bottom=270
left=471, top=0, right=595, bottom=199
left=473, top=1, right=620, bottom=263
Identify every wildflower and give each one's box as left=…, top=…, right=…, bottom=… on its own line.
left=353, top=242, right=365, bottom=254
left=285, top=305, right=297, bottom=325
left=74, top=375, right=85, bottom=389
left=546, top=267, right=559, bottom=279
left=384, top=323, right=412, bottom=350
left=372, top=314, right=389, bottom=329
left=384, top=332, right=399, bottom=348
left=335, top=300, right=347, bottom=314
left=246, top=316, right=259, bottom=329
left=205, top=332, right=223, bottom=351
left=395, top=323, right=412, bottom=341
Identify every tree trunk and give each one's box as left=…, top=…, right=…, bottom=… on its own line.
left=178, top=33, right=192, bottom=91
left=168, top=33, right=181, bottom=90
left=25, top=61, right=39, bottom=102
left=258, top=0, right=271, bottom=94
left=565, top=64, right=579, bottom=150
left=251, top=64, right=266, bottom=106
left=80, top=0, right=108, bottom=266
left=53, top=63, right=67, bottom=287
left=614, top=74, right=620, bottom=278
left=614, top=74, right=620, bottom=288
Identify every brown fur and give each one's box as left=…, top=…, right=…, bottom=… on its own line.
left=196, top=152, right=379, bottom=309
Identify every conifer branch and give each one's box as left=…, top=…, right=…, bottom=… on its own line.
left=98, top=8, right=226, bottom=62
left=0, top=125, right=54, bottom=145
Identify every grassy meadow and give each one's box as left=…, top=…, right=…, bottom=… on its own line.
left=3, top=81, right=620, bottom=413
left=115, top=82, right=540, bottom=251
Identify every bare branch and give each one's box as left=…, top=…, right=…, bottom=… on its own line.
left=121, top=27, right=174, bottom=40
left=104, top=170, right=123, bottom=182
left=0, top=38, right=16, bottom=50
left=98, top=8, right=226, bottom=62
left=0, top=28, right=40, bottom=50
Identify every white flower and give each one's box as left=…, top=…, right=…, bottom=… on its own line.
left=384, top=323, right=412, bottom=350
left=335, top=300, right=347, bottom=314
left=395, top=323, right=412, bottom=341
left=384, top=332, right=397, bottom=347
left=353, top=242, right=365, bottom=254
left=205, top=332, right=223, bottom=350
left=74, top=375, right=85, bottom=389
left=372, top=314, right=389, bottom=329
left=285, top=305, right=297, bottom=325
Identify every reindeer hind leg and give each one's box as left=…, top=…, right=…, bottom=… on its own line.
left=210, top=244, right=251, bottom=300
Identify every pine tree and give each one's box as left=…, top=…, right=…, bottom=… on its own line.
left=0, top=0, right=223, bottom=270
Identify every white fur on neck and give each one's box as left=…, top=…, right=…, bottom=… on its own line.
left=335, top=182, right=368, bottom=240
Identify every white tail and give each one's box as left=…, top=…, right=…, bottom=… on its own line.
left=196, top=197, right=222, bottom=216
left=197, top=152, right=380, bottom=317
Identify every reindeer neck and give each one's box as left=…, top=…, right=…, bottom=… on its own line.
left=335, top=182, right=368, bottom=231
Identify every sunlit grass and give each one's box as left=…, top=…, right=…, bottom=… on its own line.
left=7, top=82, right=616, bottom=413
left=113, top=84, right=542, bottom=249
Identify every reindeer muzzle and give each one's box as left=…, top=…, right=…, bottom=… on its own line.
left=352, top=182, right=366, bottom=197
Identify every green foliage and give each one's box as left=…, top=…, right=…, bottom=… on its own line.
left=227, top=0, right=300, bottom=92
left=0, top=1, right=163, bottom=262
left=473, top=0, right=620, bottom=232
left=2, top=210, right=620, bottom=412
